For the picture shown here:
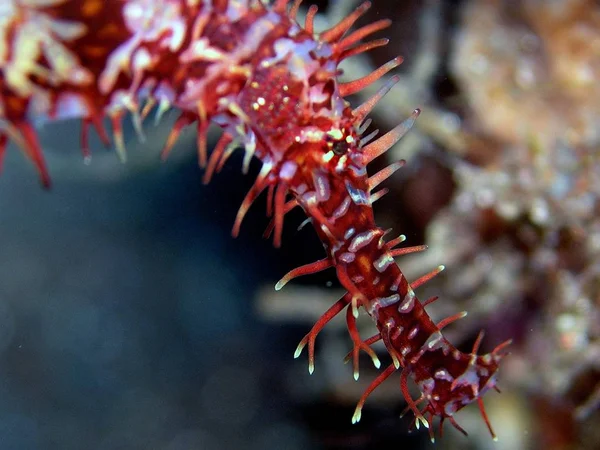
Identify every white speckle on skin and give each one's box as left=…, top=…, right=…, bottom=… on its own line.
left=408, top=327, right=419, bottom=340
left=450, top=364, right=481, bottom=395
left=335, top=155, right=347, bottom=173
left=348, top=229, right=378, bottom=252
left=390, top=273, right=403, bottom=292
left=398, top=290, right=415, bottom=313
left=374, top=294, right=400, bottom=308
left=434, top=368, right=454, bottom=382
left=389, top=325, right=404, bottom=340
left=419, top=378, right=435, bottom=394
left=339, top=252, right=355, bottom=263
left=301, top=191, right=318, bottom=206
left=279, top=161, right=297, bottom=181
left=384, top=317, right=396, bottom=331
left=332, top=197, right=352, bottom=221
left=344, top=227, right=355, bottom=240
left=313, top=171, right=331, bottom=202
left=425, top=331, right=444, bottom=350
left=323, top=150, right=335, bottom=163
left=373, top=253, right=394, bottom=273
left=445, top=402, right=458, bottom=416
left=345, top=180, right=370, bottom=205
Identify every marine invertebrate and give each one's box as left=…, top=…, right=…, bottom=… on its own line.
left=0, top=0, right=510, bottom=440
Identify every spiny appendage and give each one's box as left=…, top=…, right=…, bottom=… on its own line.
left=160, top=103, right=209, bottom=168
left=0, top=120, right=51, bottom=188
left=4, top=101, right=192, bottom=188
left=352, top=330, right=512, bottom=443
left=204, top=0, right=412, bottom=248
left=287, top=235, right=431, bottom=376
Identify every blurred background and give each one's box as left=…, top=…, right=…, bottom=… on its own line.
left=0, top=0, right=599, bottom=449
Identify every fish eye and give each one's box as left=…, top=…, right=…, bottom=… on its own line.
left=332, top=140, right=349, bottom=155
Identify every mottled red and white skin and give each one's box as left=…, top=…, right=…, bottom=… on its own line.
left=0, top=0, right=511, bottom=440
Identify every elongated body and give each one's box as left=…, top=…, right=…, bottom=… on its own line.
left=0, top=0, right=510, bottom=440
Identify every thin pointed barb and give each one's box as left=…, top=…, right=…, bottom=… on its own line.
left=492, top=338, right=513, bottom=357
left=357, top=117, right=372, bottom=135
left=351, top=295, right=359, bottom=318
left=352, top=364, right=396, bottom=424
left=216, top=139, right=240, bottom=174
left=400, top=395, right=426, bottom=418
left=266, top=183, right=275, bottom=217
left=448, top=416, right=468, bottom=437
left=263, top=199, right=299, bottom=239
left=359, top=128, right=379, bottom=148
left=131, top=109, right=146, bottom=143
left=472, top=330, right=485, bottom=354
left=273, top=0, right=289, bottom=12
left=477, top=398, right=498, bottom=441
left=289, top=0, right=303, bottom=20
left=400, top=370, right=429, bottom=429
left=437, top=311, right=467, bottom=330
left=353, top=75, right=400, bottom=123
left=242, top=142, right=255, bottom=175
left=338, top=18, right=392, bottom=53
left=195, top=102, right=209, bottom=168
left=390, top=244, right=428, bottom=258
left=203, top=133, right=234, bottom=184
left=294, top=294, right=351, bottom=375
left=411, top=265, right=444, bottom=289
left=195, top=121, right=209, bottom=168
left=428, top=414, right=436, bottom=443
left=346, top=306, right=381, bottom=381
left=14, top=122, right=51, bottom=188
left=340, top=38, right=389, bottom=61
left=296, top=216, right=312, bottom=232
left=343, top=332, right=381, bottom=364
left=110, top=113, right=127, bottom=163
left=140, top=97, right=156, bottom=120
left=386, top=234, right=406, bottom=249
left=275, top=258, right=332, bottom=291
left=90, top=114, right=111, bottom=148
left=363, top=108, right=420, bottom=164
left=369, top=187, right=388, bottom=203
left=340, top=56, right=403, bottom=97
left=368, top=160, right=405, bottom=191
left=422, top=295, right=439, bottom=307
left=305, top=5, right=318, bottom=35
left=321, top=1, right=371, bottom=44
left=232, top=164, right=272, bottom=238
left=272, top=183, right=288, bottom=248
left=160, top=112, right=194, bottom=161
left=154, top=98, right=171, bottom=126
